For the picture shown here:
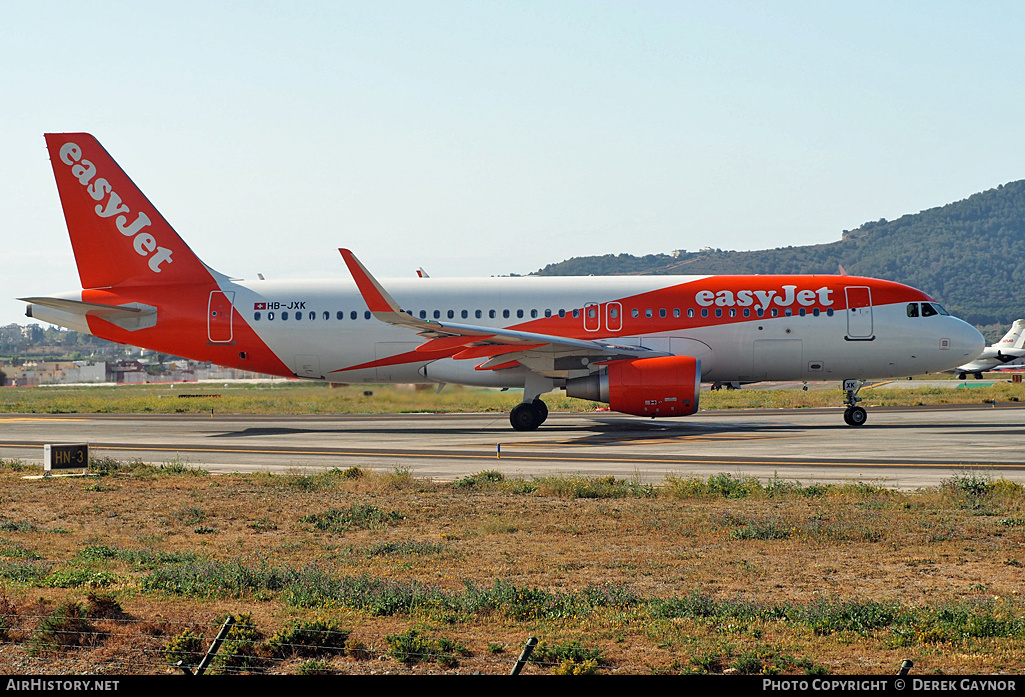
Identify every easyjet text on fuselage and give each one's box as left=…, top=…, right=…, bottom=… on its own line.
left=694, top=285, right=834, bottom=311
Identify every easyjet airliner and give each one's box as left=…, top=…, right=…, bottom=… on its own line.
left=22, top=133, right=985, bottom=430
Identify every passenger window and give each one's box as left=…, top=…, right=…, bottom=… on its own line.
left=813, top=308, right=820, bottom=317
left=419, top=310, right=427, bottom=319
left=659, top=308, right=667, bottom=318
left=295, top=311, right=301, bottom=321
left=517, top=309, right=524, bottom=319
left=365, top=311, right=371, bottom=320
left=504, top=310, right=511, bottom=319
left=826, top=308, right=834, bottom=317
left=687, top=308, right=694, bottom=318
left=475, top=310, right=482, bottom=319
left=645, top=309, right=653, bottom=318
left=610, top=307, right=619, bottom=318
left=351, top=311, right=358, bottom=320
left=531, top=309, right=538, bottom=318
left=558, top=309, right=566, bottom=318
left=489, top=310, right=496, bottom=319
left=572, top=309, right=579, bottom=318
left=715, top=308, right=722, bottom=317
left=587, top=307, right=596, bottom=319
left=743, top=308, right=750, bottom=317
left=631, top=309, right=639, bottom=318
left=544, top=309, right=552, bottom=318
left=673, top=308, right=680, bottom=318
left=254, top=312, right=261, bottom=321
left=447, top=310, right=455, bottom=319
left=461, top=310, right=468, bottom=319
left=311, top=311, right=317, bottom=320
left=282, top=312, right=289, bottom=320
left=907, top=303, right=919, bottom=318
left=784, top=308, right=792, bottom=317
left=701, top=308, right=709, bottom=318
left=268, top=312, right=275, bottom=320
left=770, top=309, right=778, bottom=317
left=729, top=308, right=736, bottom=317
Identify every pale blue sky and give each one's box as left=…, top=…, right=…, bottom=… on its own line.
left=4, top=1, right=1025, bottom=327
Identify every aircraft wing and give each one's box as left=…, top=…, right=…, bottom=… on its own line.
left=338, top=249, right=669, bottom=375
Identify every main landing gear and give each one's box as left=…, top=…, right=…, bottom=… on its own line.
left=510, top=398, right=549, bottom=431
left=510, top=375, right=555, bottom=431
left=842, top=379, right=867, bottom=427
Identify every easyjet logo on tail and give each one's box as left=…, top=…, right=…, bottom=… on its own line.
left=695, top=285, right=834, bottom=311
left=57, top=142, right=173, bottom=273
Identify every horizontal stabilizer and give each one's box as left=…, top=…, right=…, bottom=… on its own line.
left=20, top=296, right=157, bottom=331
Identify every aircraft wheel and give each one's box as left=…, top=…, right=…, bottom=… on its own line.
left=974, top=372, right=984, bottom=380
left=533, top=398, right=549, bottom=424
left=510, top=402, right=542, bottom=431
left=846, top=406, right=867, bottom=427
left=957, top=373, right=967, bottom=380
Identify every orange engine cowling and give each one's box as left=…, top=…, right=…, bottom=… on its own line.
left=566, top=355, right=701, bottom=417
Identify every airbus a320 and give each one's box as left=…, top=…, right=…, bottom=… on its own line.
left=22, top=133, right=985, bottom=430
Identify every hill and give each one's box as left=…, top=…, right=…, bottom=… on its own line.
left=533, top=180, right=1025, bottom=332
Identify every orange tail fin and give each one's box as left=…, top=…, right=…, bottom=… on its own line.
left=44, top=133, right=216, bottom=289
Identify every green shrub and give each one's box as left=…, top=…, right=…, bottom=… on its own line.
left=453, top=470, right=505, bottom=489
left=213, top=613, right=261, bottom=674
left=164, top=628, right=204, bottom=667
left=0, top=559, right=51, bottom=584
left=385, top=629, right=470, bottom=667
left=299, top=505, right=405, bottom=531
left=43, top=568, right=118, bottom=588
left=531, top=640, right=604, bottom=673
left=268, top=618, right=350, bottom=658
left=295, top=659, right=335, bottom=675
left=28, top=602, right=97, bottom=655
left=532, top=474, right=655, bottom=499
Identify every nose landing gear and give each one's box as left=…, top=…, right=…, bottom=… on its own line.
left=842, top=379, right=867, bottom=427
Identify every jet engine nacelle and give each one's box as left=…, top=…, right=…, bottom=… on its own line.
left=565, top=355, right=701, bottom=417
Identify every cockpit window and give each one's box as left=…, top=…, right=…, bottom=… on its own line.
left=921, top=303, right=938, bottom=317
left=933, top=303, right=949, bottom=315
left=906, top=303, right=919, bottom=318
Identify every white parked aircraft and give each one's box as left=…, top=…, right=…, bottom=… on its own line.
left=954, top=319, right=1025, bottom=379
left=22, top=133, right=984, bottom=429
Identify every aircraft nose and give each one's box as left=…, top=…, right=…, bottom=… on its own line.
left=949, top=319, right=985, bottom=361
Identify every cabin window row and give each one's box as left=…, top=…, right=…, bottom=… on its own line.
left=253, top=310, right=374, bottom=321
left=251, top=305, right=839, bottom=322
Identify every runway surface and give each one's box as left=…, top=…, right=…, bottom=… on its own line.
left=1, top=403, right=1024, bottom=489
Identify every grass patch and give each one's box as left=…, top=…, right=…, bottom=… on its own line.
left=299, top=505, right=406, bottom=531
left=0, top=463, right=1024, bottom=672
